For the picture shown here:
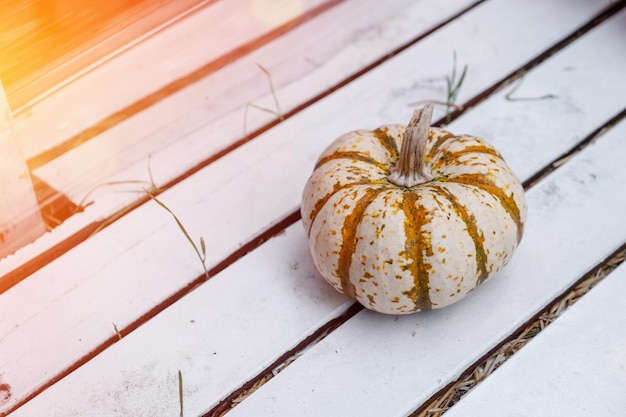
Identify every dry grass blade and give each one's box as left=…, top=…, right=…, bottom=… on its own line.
left=256, top=63, right=284, bottom=121
left=112, top=322, right=122, bottom=340
left=84, top=157, right=162, bottom=237
left=445, top=51, right=467, bottom=124
left=410, top=52, right=467, bottom=123
left=76, top=180, right=154, bottom=212
left=178, top=370, right=184, bottom=417
left=145, top=190, right=209, bottom=280
left=504, top=75, right=558, bottom=102
left=242, top=63, right=284, bottom=135
left=77, top=155, right=160, bottom=212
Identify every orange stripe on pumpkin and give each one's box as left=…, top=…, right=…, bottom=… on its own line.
left=432, top=144, right=503, bottom=170
left=432, top=185, right=490, bottom=284
left=314, top=151, right=388, bottom=171
left=445, top=174, right=524, bottom=243
left=306, top=180, right=383, bottom=237
left=428, top=129, right=455, bottom=156
left=372, top=127, right=399, bottom=160
left=336, top=187, right=387, bottom=299
left=401, top=191, right=433, bottom=311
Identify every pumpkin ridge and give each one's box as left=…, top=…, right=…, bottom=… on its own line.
left=372, top=127, right=399, bottom=160
left=428, top=129, right=455, bottom=156
left=432, top=185, right=490, bottom=284
left=443, top=174, right=524, bottom=243
left=432, top=145, right=503, bottom=170
left=314, top=151, right=387, bottom=171
left=401, top=191, right=433, bottom=311
left=306, top=181, right=385, bottom=237
left=337, top=187, right=387, bottom=298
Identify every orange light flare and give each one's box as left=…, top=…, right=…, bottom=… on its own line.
left=0, top=80, right=46, bottom=260
left=0, top=1, right=151, bottom=101
left=250, top=0, right=305, bottom=27
left=0, top=1, right=131, bottom=259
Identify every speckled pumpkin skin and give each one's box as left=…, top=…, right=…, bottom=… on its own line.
left=301, top=124, right=527, bottom=314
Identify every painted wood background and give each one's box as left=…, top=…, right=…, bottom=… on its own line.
left=1, top=0, right=625, bottom=416
left=0, top=82, right=45, bottom=260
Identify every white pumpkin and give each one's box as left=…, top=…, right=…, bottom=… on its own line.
left=301, top=105, right=527, bottom=314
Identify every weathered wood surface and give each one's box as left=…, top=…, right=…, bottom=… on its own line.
left=1, top=0, right=479, bottom=280
left=444, top=261, right=626, bottom=417
left=1, top=0, right=625, bottom=416
left=0, top=82, right=45, bottom=259
left=0, top=0, right=209, bottom=109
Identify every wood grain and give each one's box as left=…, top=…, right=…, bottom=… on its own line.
left=3, top=1, right=623, bottom=415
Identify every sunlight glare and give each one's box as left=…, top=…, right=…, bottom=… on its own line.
left=251, top=0, right=305, bottom=27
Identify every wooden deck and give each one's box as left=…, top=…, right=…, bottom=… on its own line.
left=1, top=0, right=625, bottom=416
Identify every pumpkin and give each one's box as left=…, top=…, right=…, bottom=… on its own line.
left=301, top=104, right=527, bottom=314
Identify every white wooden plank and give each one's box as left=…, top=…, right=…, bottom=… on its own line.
left=216, top=105, right=626, bottom=417
left=11, top=0, right=331, bottom=160
left=2, top=0, right=480, bottom=276
left=0, top=82, right=45, bottom=259
left=444, top=262, right=626, bottom=417
left=0, top=0, right=478, bottom=282
left=7, top=223, right=351, bottom=417
left=0, top=0, right=618, bottom=414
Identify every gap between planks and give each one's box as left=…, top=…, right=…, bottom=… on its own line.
left=201, top=108, right=626, bottom=417
left=207, top=303, right=362, bottom=417
left=410, top=242, right=626, bottom=417
left=522, top=106, right=626, bottom=189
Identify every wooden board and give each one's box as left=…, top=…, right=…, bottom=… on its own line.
left=444, top=262, right=626, bottom=417
left=4, top=1, right=624, bottom=415
left=0, top=82, right=45, bottom=259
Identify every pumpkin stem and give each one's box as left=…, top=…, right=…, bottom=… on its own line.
left=388, top=104, right=434, bottom=187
